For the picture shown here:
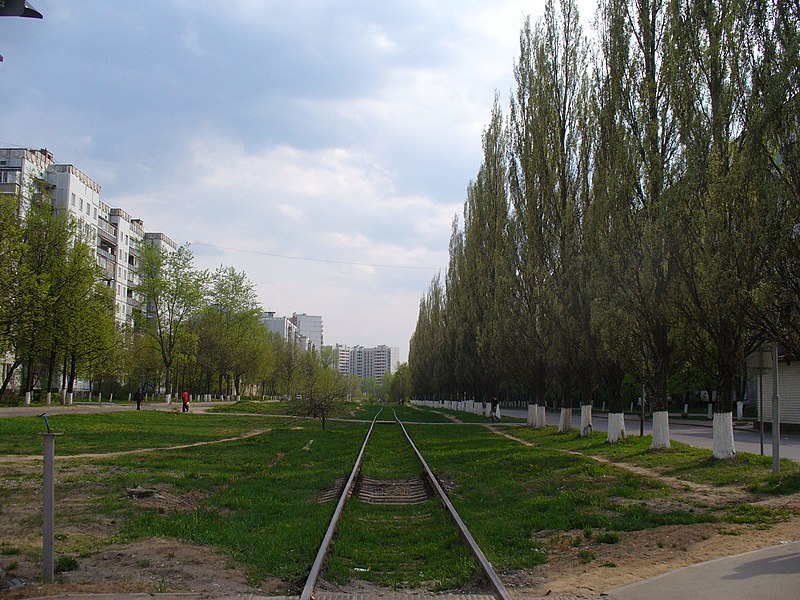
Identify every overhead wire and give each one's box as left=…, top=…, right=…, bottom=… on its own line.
left=189, top=241, right=440, bottom=271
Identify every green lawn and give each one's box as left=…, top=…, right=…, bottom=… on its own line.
left=0, top=411, right=279, bottom=455
left=0, top=410, right=793, bottom=593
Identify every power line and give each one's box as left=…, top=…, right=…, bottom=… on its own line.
left=189, top=241, right=440, bottom=271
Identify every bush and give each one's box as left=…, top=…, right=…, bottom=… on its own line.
left=54, top=555, right=79, bottom=573
left=594, top=531, right=620, bottom=544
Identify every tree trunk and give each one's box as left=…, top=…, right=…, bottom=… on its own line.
left=579, top=371, right=593, bottom=436
left=45, top=349, right=56, bottom=399
left=713, top=340, right=738, bottom=459
left=605, top=363, right=626, bottom=443
left=0, top=358, right=22, bottom=399
left=68, top=353, right=77, bottom=393
left=650, top=326, right=671, bottom=449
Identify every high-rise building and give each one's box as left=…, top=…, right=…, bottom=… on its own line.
left=336, top=344, right=400, bottom=382
left=261, top=311, right=298, bottom=342
left=291, top=313, right=323, bottom=353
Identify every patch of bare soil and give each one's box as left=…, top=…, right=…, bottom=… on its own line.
left=2, top=538, right=281, bottom=599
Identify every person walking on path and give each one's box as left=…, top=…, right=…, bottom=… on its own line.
left=182, top=390, right=190, bottom=413
left=490, top=396, right=500, bottom=422
left=134, top=388, right=144, bottom=410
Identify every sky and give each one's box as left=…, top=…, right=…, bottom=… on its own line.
left=1, top=1, right=596, bottom=362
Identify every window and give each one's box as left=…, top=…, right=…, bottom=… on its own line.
left=93, top=207, right=97, bottom=218
left=79, top=198, right=83, bottom=210
left=0, top=171, right=16, bottom=183
left=70, top=193, right=75, bottom=206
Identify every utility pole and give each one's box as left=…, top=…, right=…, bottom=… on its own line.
left=772, top=344, right=780, bottom=474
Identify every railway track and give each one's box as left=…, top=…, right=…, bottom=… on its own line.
left=300, top=409, right=512, bottom=600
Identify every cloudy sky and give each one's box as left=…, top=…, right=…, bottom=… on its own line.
left=1, top=1, right=595, bottom=361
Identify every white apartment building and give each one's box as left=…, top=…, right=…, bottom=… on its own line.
left=0, top=147, right=177, bottom=327
left=336, top=344, right=400, bottom=382
left=334, top=344, right=351, bottom=376
left=261, top=311, right=298, bottom=341
left=0, top=147, right=52, bottom=213
left=291, top=313, right=323, bottom=353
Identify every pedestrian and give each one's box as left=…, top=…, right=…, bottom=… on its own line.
left=182, top=390, right=190, bottom=413
left=134, top=387, right=144, bottom=411
left=490, top=396, right=500, bottom=422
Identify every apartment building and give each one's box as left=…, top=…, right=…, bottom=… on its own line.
left=261, top=311, right=315, bottom=351
left=335, top=344, right=399, bottom=382
left=261, top=311, right=298, bottom=341
left=291, top=313, right=323, bottom=353
left=0, top=147, right=177, bottom=325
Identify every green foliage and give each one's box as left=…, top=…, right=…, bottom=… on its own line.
left=54, top=555, right=79, bottom=573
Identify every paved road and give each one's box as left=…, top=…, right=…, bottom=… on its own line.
left=504, top=407, right=800, bottom=461
left=608, top=541, right=800, bottom=600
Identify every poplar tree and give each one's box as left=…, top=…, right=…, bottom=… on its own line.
left=669, top=0, right=779, bottom=458
left=461, top=97, right=512, bottom=402
left=600, top=0, right=682, bottom=448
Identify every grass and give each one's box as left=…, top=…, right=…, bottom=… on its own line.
left=0, top=411, right=283, bottom=455
left=326, top=423, right=477, bottom=590
left=116, top=421, right=369, bottom=585
left=509, top=426, right=800, bottom=493
left=360, top=422, right=423, bottom=479
left=326, top=501, right=476, bottom=590
left=403, top=423, right=717, bottom=570
left=0, top=408, right=794, bottom=592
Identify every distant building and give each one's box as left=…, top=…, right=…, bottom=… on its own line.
left=291, top=313, right=323, bottom=353
left=261, top=311, right=298, bottom=342
left=335, top=344, right=400, bottom=382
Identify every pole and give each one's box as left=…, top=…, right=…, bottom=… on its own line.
left=772, top=344, right=780, bottom=474
left=759, top=345, right=764, bottom=456
left=640, top=383, right=645, bottom=437
left=38, top=431, right=63, bottom=583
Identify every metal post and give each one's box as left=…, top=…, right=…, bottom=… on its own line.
left=772, top=344, right=780, bottom=474
left=640, top=384, right=645, bottom=437
left=38, top=431, right=63, bottom=583
left=759, top=345, right=764, bottom=456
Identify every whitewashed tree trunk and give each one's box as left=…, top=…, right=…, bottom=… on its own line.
left=651, top=411, right=671, bottom=449
left=165, top=393, right=172, bottom=404
left=46, top=392, right=52, bottom=405
left=537, top=405, right=546, bottom=428
left=558, top=407, right=572, bottom=432
left=712, top=412, right=736, bottom=459
left=606, top=413, right=627, bottom=443
left=66, top=392, right=73, bottom=405
left=580, top=405, right=593, bottom=436
left=527, top=405, right=535, bottom=427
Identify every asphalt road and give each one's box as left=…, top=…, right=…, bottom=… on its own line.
left=608, top=541, right=800, bottom=600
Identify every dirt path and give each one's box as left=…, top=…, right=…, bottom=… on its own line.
left=0, top=428, right=271, bottom=464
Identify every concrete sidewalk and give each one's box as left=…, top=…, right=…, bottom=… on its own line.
left=608, top=541, right=800, bottom=600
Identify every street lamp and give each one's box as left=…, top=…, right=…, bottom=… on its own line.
left=0, top=1, right=43, bottom=18
left=0, top=0, right=42, bottom=62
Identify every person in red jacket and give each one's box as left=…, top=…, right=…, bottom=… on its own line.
left=182, top=390, right=190, bottom=412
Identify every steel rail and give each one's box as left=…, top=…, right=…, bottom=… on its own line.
left=393, top=410, right=513, bottom=600
left=300, top=409, right=382, bottom=600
